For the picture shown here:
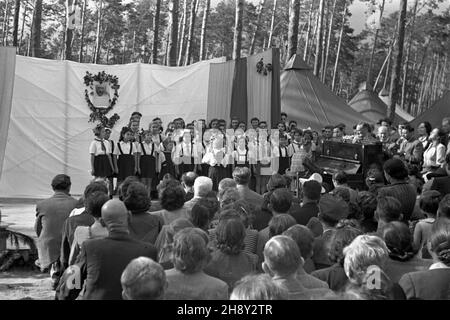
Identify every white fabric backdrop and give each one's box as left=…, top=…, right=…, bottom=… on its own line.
left=0, top=55, right=223, bottom=198
left=0, top=47, right=15, bottom=182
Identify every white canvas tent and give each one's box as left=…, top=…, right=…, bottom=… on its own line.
left=281, top=55, right=370, bottom=131
left=0, top=48, right=223, bottom=198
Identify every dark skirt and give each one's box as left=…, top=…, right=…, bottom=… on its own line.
left=208, top=165, right=228, bottom=191
left=278, top=157, right=290, bottom=175
left=201, top=163, right=209, bottom=177
left=181, top=156, right=195, bottom=175
left=117, top=154, right=135, bottom=181
left=140, top=154, right=156, bottom=178
left=159, top=152, right=176, bottom=179
left=94, top=155, right=113, bottom=178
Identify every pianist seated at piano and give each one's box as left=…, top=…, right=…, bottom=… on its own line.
left=352, top=122, right=379, bottom=144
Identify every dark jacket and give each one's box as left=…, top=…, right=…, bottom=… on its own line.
left=60, top=212, right=95, bottom=269
left=399, top=268, right=450, bottom=300
left=312, top=229, right=335, bottom=270
left=64, top=232, right=157, bottom=300
left=290, top=202, right=319, bottom=226
left=311, top=263, right=349, bottom=292
left=128, top=211, right=164, bottom=244
left=430, top=176, right=450, bottom=196
left=35, top=192, right=78, bottom=269
left=378, top=182, right=417, bottom=221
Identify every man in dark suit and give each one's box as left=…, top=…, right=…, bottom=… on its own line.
left=35, top=175, right=78, bottom=280
left=233, top=167, right=263, bottom=210
left=59, top=199, right=157, bottom=300
left=181, top=171, right=197, bottom=202
left=59, top=182, right=109, bottom=272
left=290, top=180, right=322, bottom=227
left=310, top=194, right=349, bottom=270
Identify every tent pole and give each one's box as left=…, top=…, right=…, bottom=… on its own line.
left=63, top=60, right=69, bottom=175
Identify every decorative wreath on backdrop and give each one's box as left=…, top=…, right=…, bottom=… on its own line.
left=83, top=71, right=120, bottom=128
left=256, top=58, right=273, bottom=76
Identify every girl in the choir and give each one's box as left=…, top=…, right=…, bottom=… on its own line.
left=233, top=134, right=249, bottom=169
left=203, top=133, right=227, bottom=191
left=288, top=128, right=307, bottom=177
left=271, top=130, right=290, bottom=175
left=89, top=124, right=115, bottom=181
left=137, top=129, right=164, bottom=196
left=113, top=126, right=138, bottom=188
left=103, top=127, right=116, bottom=196
left=255, top=129, right=272, bottom=194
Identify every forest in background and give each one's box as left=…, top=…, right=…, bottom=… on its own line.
left=0, top=0, right=449, bottom=120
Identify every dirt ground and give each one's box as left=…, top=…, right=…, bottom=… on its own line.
left=0, top=268, right=54, bottom=300
left=0, top=199, right=54, bottom=300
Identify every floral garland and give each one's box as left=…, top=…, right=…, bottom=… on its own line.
left=256, top=58, right=273, bottom=76
left=83, top=71, right=120, bottom=128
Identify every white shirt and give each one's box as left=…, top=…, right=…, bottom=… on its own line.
left=423, top=143, right=446, bottom=168
left=113, top=141, right=137, bottom=155
left=89, top=139, right=111, bottom=156
left=137, top=142, right=163, bottom=156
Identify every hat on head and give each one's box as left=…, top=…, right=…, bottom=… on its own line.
left=318, top=194, right=349, bottom=223
left=420, top=190, right=441, bottom=201
left=300, top=173, right=326, bottom=193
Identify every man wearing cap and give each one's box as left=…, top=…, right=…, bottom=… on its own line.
left=59, top=199, right=157, bottom=300
left=310, top=194, right=349, bottom=270
left=290, top=179, right=322, bottom=227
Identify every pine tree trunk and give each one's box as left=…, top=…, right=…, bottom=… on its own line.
left=331, top=1, right=347, bottom=93
left=18, top=1, right=28, bottom=53
left=30, top=0, right=42, bottom=58
left=303, top=1, right=313, bottom=61
left=286, top=0, right=300, bottom=63
left=178, top=0, right=188, bottom=66
left=2, top=0, right=10, bottom=46
left=64, top=0, right=73, bottom=60
left=267, top=0, right=277, bottom=49
left=322, top=0, right=337, bottom=83
left=250, top=0, right=265, bottom=55
left=233, top=0, right=244, bottom=60
left=79, top=0, right=86, bottom=63
left=366, top=0, right=386, bottom=90
left=185, top=0, right=197, bottom=65
left=320, top=0, right=329, bottom=82
left=313, top=0, right=325, bottom=77
left=199, top=0, right=210, bottom=61
left=12, top=0, right=20, bottom=47
left=152, top=0, right=161, bottom=64
left=388, top=0, right=407, bottom=121
left=131, top=30, right=136, bottom=63
left=94, top=0, right=103, bottom=64
left=168, top=0, right=180, bottom=66
left=400, top=0, right=418, bottom=110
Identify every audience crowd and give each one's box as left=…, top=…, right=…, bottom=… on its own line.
left=32, top=114, right=450, bottom=300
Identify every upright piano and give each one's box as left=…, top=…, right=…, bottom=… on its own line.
left=316, top=141, right=384, bottom=191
